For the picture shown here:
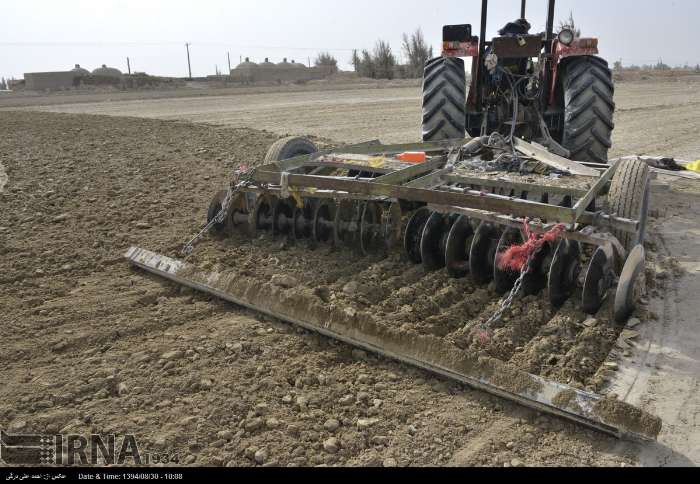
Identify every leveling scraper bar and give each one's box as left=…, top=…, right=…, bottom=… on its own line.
left=125, top=246, right=662, bottom=442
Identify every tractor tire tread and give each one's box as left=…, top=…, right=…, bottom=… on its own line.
left=265, top=136, right=318, bottom=162
left=607, top=158, right=650, bottom=250
left=422, top=57, right=466, bottom=142
left=562, top=56, right=615, bottom=163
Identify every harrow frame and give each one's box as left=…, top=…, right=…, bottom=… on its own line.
left=242, top=138, right=637, bottom=255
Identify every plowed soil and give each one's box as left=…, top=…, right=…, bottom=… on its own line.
left=1, top=111, right=644, bottom=468
left=1, top=77, right=699, bottom=467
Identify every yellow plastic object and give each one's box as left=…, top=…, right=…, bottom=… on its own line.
left=397, top=152, right=427, bottom=164
left=686, top=160, right=700, bottom=173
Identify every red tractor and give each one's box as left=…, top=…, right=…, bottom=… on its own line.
left=422, top=0, right=614, bottom=164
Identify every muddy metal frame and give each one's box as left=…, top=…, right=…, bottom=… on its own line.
left=242, top=139, right=636, bottom=256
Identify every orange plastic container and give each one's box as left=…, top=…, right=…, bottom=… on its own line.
left=397, top=151, right=427, bottom=164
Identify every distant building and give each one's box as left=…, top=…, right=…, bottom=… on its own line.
left=229, top=56, right=333, bottom=84
left=24, top=63, right=123, bottom=91
left=72, top=64, right=90, bottom=77
left=24, top=70, right=79, bottom=91
left=91, top=64, right=122, bottom=78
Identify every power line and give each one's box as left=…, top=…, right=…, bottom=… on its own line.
left=0, top=41, right=357, bottom=51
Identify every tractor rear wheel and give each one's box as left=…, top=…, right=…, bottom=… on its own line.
left=561, top=56, right=615, bottom=164
left=421, top=57, right=466, bottom=142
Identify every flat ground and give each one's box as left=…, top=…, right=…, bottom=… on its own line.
left=0, top=78, right=699, bottom=467
left=4, top=76, right=700, bottom=159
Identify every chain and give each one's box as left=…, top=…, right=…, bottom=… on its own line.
left=478, top=253, right=534, bottom=333
left=181, top=168, right=255, bottom=256
left=473, top=222, right=566, bottom=343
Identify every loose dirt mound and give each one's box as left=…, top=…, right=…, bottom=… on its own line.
left=0, top=111, right=637, bottom=467
left=188, top=233, right=627, bottom=394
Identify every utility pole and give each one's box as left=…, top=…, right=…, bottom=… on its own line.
left=127, top=57, right=131, bottom=75
left=185, top=43, right=192, bottom=79
left=227, top=52, right=231, bottom=73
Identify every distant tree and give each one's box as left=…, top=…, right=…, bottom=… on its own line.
left=373, top=40, right=396, bottom=79
left=613, top=60, right=623, bottom=71
left=351, top=50, right=361, bottom=73
left=315, top=52, right=339, bottom=74
left=401, top=28, right=434, bottom=78
left=654, top=59, right=670, bottom=71
left=0, top=77, right=6, bottom=90
left=695, top=64, right=700, bottom=73
left=352, top=40, right=401, bottom=79
left=558, top=11, right=581, bottom=37
left=358, top=49, right=375, bottom=78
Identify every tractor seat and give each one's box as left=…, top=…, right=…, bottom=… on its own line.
left=498, top=18, right=532, bottom=36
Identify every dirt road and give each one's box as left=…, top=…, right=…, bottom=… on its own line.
left=613, top=183, right=700, bottom=466
left=4, top=77, right=700, bottom=159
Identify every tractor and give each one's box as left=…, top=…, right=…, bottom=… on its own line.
left=423, top=0, right=614, bottom=164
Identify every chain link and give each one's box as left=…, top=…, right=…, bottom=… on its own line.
left=181, top=168, right=255, bottom=256
left=478, top=253, right=534, bottom=332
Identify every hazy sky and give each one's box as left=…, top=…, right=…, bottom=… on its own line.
left=1, top=0, right=698, bottom=79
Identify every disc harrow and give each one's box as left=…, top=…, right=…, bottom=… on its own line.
left=128, top=136, right=661, bottom=441
left=207, top=137, right=650, bottom=321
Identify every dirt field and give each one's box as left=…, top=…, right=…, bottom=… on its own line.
left=4, top=76, right=700, bottom=160
left=1, top=78, right=699, bottom=467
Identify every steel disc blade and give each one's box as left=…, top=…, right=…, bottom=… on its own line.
left=521, top=240, right=555, bottom=297
left=614, top=245, right=646, bottom=323
left=207, top=190, right=229, bottom=235
left=404, top=207, right=432, bottom=264
left=334, top=199, right=361, bottom=250
left=493, top=227, right=524, bottom=295
left=582, top=247, right=612, bottom=314
left=420, top=213, right=456, bottom=272
left=293, top=200, right=314, bottom=240
left=250, top=195, right=276, bottom=237
left=313, top=200, right=337, bottom=244
left=225, top=192, right=251, bottom=236
left=469, top=222, right=502, bottom=285
left=445, top=215, right=475, bottom=279
left=548, top=240, right=581, bottom=307
left=272, top=198, right=294, bottom=237
left=360, top=202, right=385, bottom=256
left=383, top=202, right=404, bottom=252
